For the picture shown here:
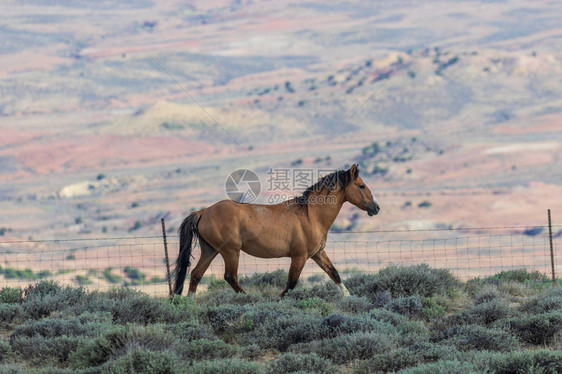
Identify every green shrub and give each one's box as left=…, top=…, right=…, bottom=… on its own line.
left=207, top=278, right=230, bottom=291
left=0, top=340, right=12, bottom=363
left=422, top=297, right=447, bottom=320
left=174, top=338, right=238, bottom=363
left=520, top=286, right=562, bottom=314
left=188, top=358, right=266, bottom=374
left=11, top=313, right=111, bottom=340
left=285, top=282, right=342, bottom=302
left=434, top=324, right=519, bottom=352
left=447, top=299, right=512, bottom=326
left=23, top=280, right=61, bottom=298
left=368, top=308, right=408, bottom=326
left=503, top=312, right=562, bottom=345
left=470, top=270, right=550, bottom=288
left=319, top=313, right=391, bottom=338
left=471, top=285, right=506, bottom=304
left=2, top=268, right=40, bottom=281
left=354, top=342, right=459, bottom=374
left=0, top=304, right=23, bottom=326
left=355, top=348, right=418, bottom=374
left=164, top=321, right=216, bottom=342
left=123, top=266, right=145, bottom=285
left=22, top=281, right=85, bottom=319
left=376, top=265, right=460, bottom=298
left=269, top=352, right=334, bottom=373
left=344, top=273, right=380, bottom=298
left=393, top=359, right=481, bottom=374
left=75, top=275, right=92, bottom=286
left=37, top=270, right=53, bottom=279
left=72, top=288, right=187, bottom=325
left=97, top=348, right=180, bottom=374
left=69, top=324, right=174, bottom=369
left=241, top=343, right=263, bottom=360
left=346, top=265, right=459, bottom=300
left=0, top=288, right=23, bottom=304
left=387, top=296, right=424, bottom=318
left=248, top=312, right=322, bottom=351
left=292, top=332, right=395, bottom=364
left=10, top=335, right=86, bottom=365
left=205, top=305, right=254, bottom=336
left=0, top=364, right=26, bottom=374
left=418, top=200, right=432, bottom=208
left=492, top=269, right=549, bottom=283
left=295, top=298, right=332, bottom=315
left=483, top=349, right=562, bottom=374
left=197, top=288, right=265, bottom=307
left=102, top=268, right=121, bottom=284
left=336, top=296, right=374, bottom=314
left=240, top=270, right=287, bottom=288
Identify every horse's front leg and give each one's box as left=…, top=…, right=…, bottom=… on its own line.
left=311, top=249, right=350, bottom=297
left=278, top=253, right=307, bottom=299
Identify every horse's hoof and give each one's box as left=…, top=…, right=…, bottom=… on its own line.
left=338, top=283, right=351, bottom=297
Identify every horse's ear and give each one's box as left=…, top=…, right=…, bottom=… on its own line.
left=350, top=164, right=359, bottom=179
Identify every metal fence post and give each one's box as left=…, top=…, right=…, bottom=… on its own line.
left=548, top=209, right=556, bottom=286
left=161, top=218, right=173, bottom=298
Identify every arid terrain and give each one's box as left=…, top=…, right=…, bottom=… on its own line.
left=0, top=0, right=561, bottom=285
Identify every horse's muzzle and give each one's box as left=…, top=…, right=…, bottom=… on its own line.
left=367, top=202, right=380, bottom=216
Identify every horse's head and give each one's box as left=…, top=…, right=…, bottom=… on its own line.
left=344, top=164, right=380, bottom=216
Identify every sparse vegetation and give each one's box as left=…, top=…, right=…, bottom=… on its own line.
left=161, top=122, right=185, bottom=130
left=123, top=266, right=146, bottom=285
left=0, top=267, right=52, bottom=281
left=128, top=220, right=142, bottom=232
left=102, top=267, right=121, bottom=284
left=418, top=200, right=432, bottom=208
left=75, top=275, right=92, bottom=286
left=0, top=266, right=560, bottom=373
left=284, top=81, right=295, bottom=93
left=0, top=227, right=12, bottom=236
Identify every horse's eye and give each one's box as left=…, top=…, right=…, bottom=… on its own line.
left=359, top=185, right=366, bottom=189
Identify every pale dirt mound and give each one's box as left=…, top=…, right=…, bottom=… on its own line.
left=485, top=142, right=559, bottom=154
left=58, top=175, right=148, bottom=199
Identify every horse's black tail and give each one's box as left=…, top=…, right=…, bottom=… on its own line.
left=173, top=212, right=202, bottom=295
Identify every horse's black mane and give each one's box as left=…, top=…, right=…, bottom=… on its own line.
left=292, top=169, right=352, bottom=206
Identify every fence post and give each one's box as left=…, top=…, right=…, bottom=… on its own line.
left=161, top=218, right=173, bottom=298
left=548, top=209, right=556, bottom=286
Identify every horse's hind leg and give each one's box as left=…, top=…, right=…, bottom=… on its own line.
left=279, top=254, right=307, bottom=299
left=221, top=249, right=246, bottom=294
left=311, top=249, right=350, bottom=297
left=188, top=239, right=218, bottom=298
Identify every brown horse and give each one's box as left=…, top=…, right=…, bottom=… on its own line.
left=173, top=164, right=380, bottom=299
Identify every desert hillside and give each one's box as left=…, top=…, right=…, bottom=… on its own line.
left=0, top=0, right=560, bottom=243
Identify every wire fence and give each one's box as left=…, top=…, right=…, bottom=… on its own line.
left=0, top=224, right=559, bottom=297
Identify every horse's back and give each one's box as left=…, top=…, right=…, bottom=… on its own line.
left=198, top=199, right=301, bottom=258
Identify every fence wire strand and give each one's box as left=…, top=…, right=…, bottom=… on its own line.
left=0, top=225, right=559, bottom=297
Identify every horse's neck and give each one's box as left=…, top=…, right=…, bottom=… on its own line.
left=307, top=189, right=346, bottom=232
